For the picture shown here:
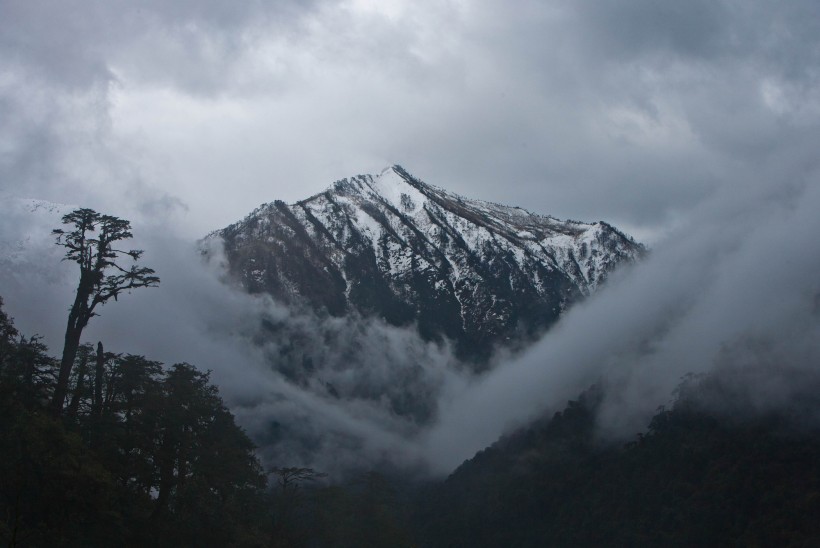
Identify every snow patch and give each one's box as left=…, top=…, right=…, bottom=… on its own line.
left=368, top=167, right=428, bottom=214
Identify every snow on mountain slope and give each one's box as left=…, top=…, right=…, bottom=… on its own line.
left=0, top=197, right=72, bottom=254
left=0, top=198, right=77, bottom=278
left=208, top=166, right=645, bottom=361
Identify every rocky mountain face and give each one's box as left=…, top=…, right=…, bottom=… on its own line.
left=208, top=166, right=644, bottom=362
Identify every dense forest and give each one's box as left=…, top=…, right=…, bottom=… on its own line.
left=3, top=209, right=820, bottom=546
left=0, top=208, right=415, bottom=546
left=416, top=377, right=820, bottom=547
left=0, top=295, right=418, bottom=546
left=0, top=296, right=266, bottom=545
left=5, top=295, right=820, bottom=546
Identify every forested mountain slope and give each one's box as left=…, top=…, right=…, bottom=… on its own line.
left=415, top=376, right=820, bottom=547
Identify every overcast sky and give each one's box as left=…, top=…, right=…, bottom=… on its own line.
left=3, top=0, right=819, bottom=241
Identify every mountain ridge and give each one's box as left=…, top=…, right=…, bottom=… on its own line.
left=207, top=165, right=645, bottom=361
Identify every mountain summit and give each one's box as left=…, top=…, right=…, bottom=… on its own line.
left=208, top=165, right=644, bottom=360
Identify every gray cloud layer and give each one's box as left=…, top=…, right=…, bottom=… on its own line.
left=423, top=170, right=820, bottom=472
left=3, top=1, right=820, bottom=238
left=0, top=205, right=454, bottom=475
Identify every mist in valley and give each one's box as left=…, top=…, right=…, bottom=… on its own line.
left=2, top=0, right=820, bottom=481
left=3, top=160, right=819, bottom=479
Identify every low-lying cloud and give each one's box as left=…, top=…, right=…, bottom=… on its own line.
left=3, top=170, right=819, bottom=478
left=0, top=203, right=465, bottom=476
left=423, top=169, right=820, bottom=473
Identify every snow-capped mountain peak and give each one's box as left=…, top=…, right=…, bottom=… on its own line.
left=366, top=165, right=429, bottom=214
left=0, top=198, right=76, bottom=262
left=208, top=166, right=645, bottom=360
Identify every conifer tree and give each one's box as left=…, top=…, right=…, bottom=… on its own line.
left=50, top=209, right=159, bottom=417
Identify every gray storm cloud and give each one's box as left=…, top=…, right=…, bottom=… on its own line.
left=0, top=205, right=461, bottom=475
left=4, top=1, right=820, bottom=238
left=422, top=170, right=820, bottom=473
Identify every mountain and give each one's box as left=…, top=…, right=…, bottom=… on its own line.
left=415, top=374, right=820, bottom=547
left=207, top=165, right=644, bottom=361
left=0, top=198, right=77, bottom=288
left=0, top=199, right=74, bottom=260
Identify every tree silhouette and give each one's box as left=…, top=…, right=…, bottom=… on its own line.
left=50, top=208, right=159, bottom=417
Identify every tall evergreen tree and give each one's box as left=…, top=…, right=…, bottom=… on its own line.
left=50, top=209, right=159, bottom=417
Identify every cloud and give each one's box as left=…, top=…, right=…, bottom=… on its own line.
left=422, top=163, right=820, bottom=473
left=0, top=0, right=327, bottom=91
left=3, top=0, right=820, bottom=239
left=0, top=202, right=466, bottom=476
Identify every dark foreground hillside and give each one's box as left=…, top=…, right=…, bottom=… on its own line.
left=3, top=293, right=820, bottom=546
left=415, top=380, right=820, bottom=547
left=0, top=298, right=270, bottom=546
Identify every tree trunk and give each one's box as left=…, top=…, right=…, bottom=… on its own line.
left=104, top=370, right=117, bottom=414
left=51, top=280, right=91, bottom=417
left=51, top=323, right=82, bottom=417
left=152, top=430, right=176, bottom=522
left=23, top=341, right=36, bottom=388
left=67, top=350, right=89, bottom=418
left=22, top=340, right=38, bottom=405
left=93, top=341, right=104, bottom=417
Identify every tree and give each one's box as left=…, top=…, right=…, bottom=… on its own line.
left=149, top=363, right=267, bottom=546
left=50, top=209, right=159, bottom=417
left=0, top=298, right=56, bottom=407
left=0, top=299, right=269, bottom=545
left=268, top=467, right=327, bottom=545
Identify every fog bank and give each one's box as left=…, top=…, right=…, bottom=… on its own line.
left=3, top=172, right=820, bottom=477
left=423, top=171, right=820, bottom=473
